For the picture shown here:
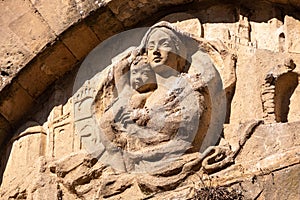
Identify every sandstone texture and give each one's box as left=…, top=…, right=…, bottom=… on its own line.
left=0, top=0, right=300, bottom=199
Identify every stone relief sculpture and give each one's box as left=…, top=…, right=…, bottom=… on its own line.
left=73, top=21, right=228, bottom=174
left=2, top=20, right=267, bottom=200
left=2, top=8, right=300, bottom=199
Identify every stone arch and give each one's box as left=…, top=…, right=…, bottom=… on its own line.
left=274, top=72, right=298, bottom=122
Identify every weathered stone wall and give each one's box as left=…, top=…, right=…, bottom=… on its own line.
left=0, top=0, right=300, bottom=199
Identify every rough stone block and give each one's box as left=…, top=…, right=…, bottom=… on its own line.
left=16, top=59, right=56, bottom=98
left=73, top=0, right=99, bottom=18
left=108, top=0, right=194, bottom=27
left=263, top=100, right=275, bottom=108
left=107, top=0, right=128, bottom=15
left=51, top=152, right=88, bottom=176
left=39, top=42, right=77, bottom=77
left=87, top=9, right=124, bottom=41
left=0, top=0, right=55, bottom=55
left=0, top=28, right=34, bottom=90
left=0, top=0, right=32, bottom=25
left=263, top=164, right=300, bottom=200
left=261, top=92, right=274, bottom=101
left=16, top=41, right=76, bottom=99
left=108, top=0, right=197, bottom=27
left=61, top=23, right=100, bottom=60
left=108, top=1, right=134, bottom=21
left=32, top=184, right=57, bottom=200
left=122, top=4, right=158, bottom=27
left=30, top=0, right=81, bottom=35
left=8, top=11, right=55, bottom=53
left=236, top=122, right=300, bottom=163
left=0, top=82, right=35, bottom=124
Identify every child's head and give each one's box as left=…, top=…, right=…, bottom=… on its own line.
left=130, top=55, right=157, bottom=93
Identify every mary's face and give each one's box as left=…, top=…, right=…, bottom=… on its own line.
left=146, top=29, right=179, bottom=72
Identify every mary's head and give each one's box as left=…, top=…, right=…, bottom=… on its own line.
left=142, top=26, right=187, bottom=74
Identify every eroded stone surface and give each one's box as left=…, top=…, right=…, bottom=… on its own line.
left=1, top=1, right=300, bottom=199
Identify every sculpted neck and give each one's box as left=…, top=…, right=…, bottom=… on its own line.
left=153, top=65, right=180, bottom=86
left=155, top=72, right=179, bottom=89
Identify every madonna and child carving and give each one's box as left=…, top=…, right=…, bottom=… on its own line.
left=73, top=21, right=227, bottom=173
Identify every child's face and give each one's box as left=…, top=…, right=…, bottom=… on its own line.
left=130, top=63, right=157, bottom=93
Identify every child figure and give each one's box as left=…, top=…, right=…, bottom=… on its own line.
left=100, top=54, right=157, bottom=134
left=128, top=55, right=157, bottom=110
left=130, top=55, right=157, bottom=93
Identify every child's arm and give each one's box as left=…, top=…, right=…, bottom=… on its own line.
left=113, top=49, right=139, bottom=94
